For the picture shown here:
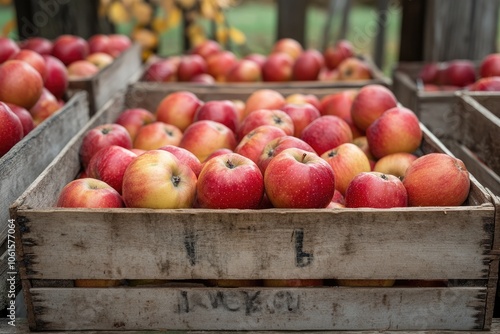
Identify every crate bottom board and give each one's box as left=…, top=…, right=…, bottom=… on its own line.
left=24, top=286, right=486, bottom=331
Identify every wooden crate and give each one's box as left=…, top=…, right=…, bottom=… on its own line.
left=445, top=91, right=500, bottom=196
left=68, top=43, right=142, bottom=116
left=10, top=87, right=500, bottom=331
left=0, top=91, right=88, bottom=311
left=137, top=54, right=391, bottom=90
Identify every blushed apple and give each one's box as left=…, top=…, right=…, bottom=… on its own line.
left=122, top=150, right=197, bottom=209
left=323, top=39, right=354, bottom=70
left=373, top=152, right=418, bottom=179
left=56, top=178, right=124, bottom=208
left=468, top=76, right=500, bottom=91
left=197, top=153, right=264, bottom=209
left=115, top=108, right=156, bottom=141
left=225, top=59, right=262, bottom=82
left=442, top=60, right=476, bottom=87
left=271, top=38, right=303, bottom=60
left=352, top=135, right=375, bottom=161
left=156, top=91, right=203, bottom=131
left=262, top=52, right=294, bottom=82
left=350, top=84, right=398, bottom=131
left=257, top=135, right=315, bottom=174
left=88, top=34, right=111, bottom=54
left=264, top=148, right=335, bottom=208
left=285, top=93, right=321, bottom=111
left=366, top=107, right=422, bottom=159
left=107, top=34, right=132, bottom=57
left=194, top=100, right=239, bottom=134
left=190, top=73, right=215, bottom=84
left=403, top=153, right=470, bottom=206
left=206, top=50, right=238, bottom=82
left=292, top=48, right=324, bottom=81
left=6, top=103, right=34, bottom=136
left=177, top=54, right=208, bottom=82
left=0, top=102, right=23, bottom=157
left=51, top=34, right=89, bottom=66
left=243, top=53, right=267, bottom=69
left=301, top=115, right=353, bottom=155
left=29, top=87, right=61, bottom=126
left=319, top=90, right=357, bottom=120
left=244, top=89, right=286, bottom=116
left=43, top=55, right=68, bottom=100
left=190, top=39, right=222, bottom=60
left=10, top=49, right=47, bottom=80
left=86, top=52, right=114, bottom=69
left=0, top=37, right=19, bottom=64
left=480, top=53, right=500, bottom=78
left=143, top=58, right=178, bottom=82
left=337, top=57, right=372, bottom=81
left=280, top=102, right=321, bottom=138
left=344, top=172, right=408, bottom=208
left=133, top=121, right=182, bottom=150
left=237, top=108, right=294, bottom=139
left=67, top=60, right=99, bottom=79
left=158, top=145, right=203, bottom=177
left=0, top=59, right=43, bottom=110
left=418, top=62, right=440, bottom=84
left=234, top=125, right=287, bottom=164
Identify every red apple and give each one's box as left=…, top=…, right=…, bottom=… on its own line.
left=158, top=145, right=203, bottom=177
left=280, top=103, right=321, bottom=138
left=285, top=93, right=321, bottom=111
left=206, top=50, right=238, bottom=82
left=190, top=39, right=222, bottom=60
left=42, top=55, right=69, bottom=100
left=352, top=136, right=375, bottom=161
left=321, top=143, right=371, bottom=195
left=318, top=68, right=340, bottom=81
left=155, top=91, right=203, bottom=131
left=197, top=152, right=264, bottom=209
left=323, top=39, right=354, bottom=70
left=350, top=84, right=398, bottom=131
left=373, top=152, right=418, bottom=179
left=115, top=108, right=156, bottom=141
left=179, top=120, right=237, bottom=162
left=258, top=135, right=315, bottom=174
left=331, top=189, right=345, bottom=205
left=203, top=148, right=234, bottom=164
left=319, top=90, right=357, bottom=121
left=225, top=59, right=262, bottom=82
left=133, top=121, right=183, bottom=150
left=56, top=178, right=124, bottom=208
left=480, top=53, right=500, bottom=78
left=29, top=88, right=61, bottom=126
left=86, top=52, right=114, bottom=69
left=243, top=53, right=267, bottom=69
left=442, top=60, right=476, bottom=87
left=234, top=125, right=287, bottom=164
left=418, top=62, right=440, bottom=84
left=0, top=37, right=20, bottom=64
left=67, top=60, right=99, bottom=79
left=88, top=34, right=110, bottom=55
left=264, top=148, right=335, bottom=208
left=301, top=115, right=353, bottom=156
left=344, top=172, right=408, bottom=208
left=232, top=99, right=246, bottom=123
left=86, top=145, right=137, bottom=194
left=143, top=57, right=179, bottom=82
left=6, top=103, right=34, bottom=136
left=177, top=54, right=208, bottom=82
left=468, top=76, right=500, bottom=91
left=244, top=89, right=286, bottom=116
left=366, top=107, right=422, bottom=159
left=190, top=73, right=215, bottom=84
left=194, top=100, right=239, bottom=134
left=51, top=34, right=89, bottom=66
left=107, top=34, right=132, bottom=57
left=122, top=150, right=197, bottom=208
left=0, top=102, right=23, bottom=157
left=79, top=123, right=133, bottom=168
left=271, top=38, right=303, bottom=60
left=262, top=52, right=294, bottom=82
left=0, top=60, right=43, bottom=109
left=237, top=108, right=294, bottom=139
left=403, top=153, right=470, bottom=206
left=10, top=49, right=47, bottom=80
left=292, top=49, right=324, bottom=81
left=337, top=57, right=372, bottom=81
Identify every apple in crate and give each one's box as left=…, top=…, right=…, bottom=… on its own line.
left=264, top=148, right=335, bottom=208
left=133, top=122, right=182, bottom=150
left=351, top=84, right=398, bottom=131
left=418, top=62, right=440, bottom=84
left=321, top=143, right=371, bottom=195
left=292, top=49, right=324, bottom=81
left=29, top=87, right=61, bottom=126
left=56, top=178, right=124, bottom=208
left=285, top=93, right=321, bottom=111
left=67, top=60, right=99, bottom=79
left=345, top=172, right=408, bottom=208
left=20, top=37, right=53, bottom=55
left=323, top=39, right=354, bottom=70
left=190, top=39, right=222, bottom=60
left=51, top=34, right=89, bottom=66
left=194, top=100, right=239, bottom=134
left=80, top=123, right=133, bottom=168
left=43, top=55, right=69, bottom=100
left=107, top=34, right=132, bottom=57
left=206, top=50, right=238, bottom=82
left=271, top=38, right=303, bottom=60
left=143, top=58, right=178, bottom=82
left=115, top=108, right=155, bottom=141
left=0, top=102, right=24, bottom=158
left=10, top=49, right=47, bottom=80
left=86, top=52, right=114, bottom=69
left=197, top=153, right=264, bottom=209
left=244, top=53, right=267, bottom=69
left=88, top=34, right=110, bottom=54
left=469, top=77, right=500, bottom=91
left=237, top=108, right=294, bottom=139
left=403, top=153, right=470, bottom=207
left=0, top=60, right=43, bottom=110
left=86, top=145, right=137, bottom=194
left=281, top=103, right=321, bottom=138
left=0, top=37, right=20, bottom=64
left=177, top=54, right=207, bottom=82
left=158, top=145, right=203, bottom=177
left=337, top=57, right=372, bottom=81
left=258, top=135, right=314, bottom=174
left=179, top=120, right=237, bottom=162
left=156, top=91, right=203, bottom=132
left=319, top=90, right=357, bottom=121
left=190, top=73, right=215, bottom=84
left=262, top=52, right=294, bottom=82
left=480, top=53, right=500, bottom=78
left=366, top=107, right=422, bottom=159
left=301, top=115, right=353, bottom=156
left=244, top=89, right=286, bottom=116
left=225, top=59, right=262, bottom=82
left=6, top=103, right=34, bottom=136
left=442, top=60, right=476, bottom=87
left=373, top=152, right=418, bottom=179
left=122, top=150, right=197, bottom=209
left=234, top=125, right=286, bottom=164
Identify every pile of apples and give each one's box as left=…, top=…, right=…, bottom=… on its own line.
left=418, top=53, right=500, bottom=92
left=0, top=34, right=132, bottom=159
left=56, top=85, right=471, bottom=210
left=143, top=38, right=373, bottom=84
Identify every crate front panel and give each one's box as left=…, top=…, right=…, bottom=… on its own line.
left=17, top=207, right=494, bottom=281
left=28, top=286, right=485, bottom=331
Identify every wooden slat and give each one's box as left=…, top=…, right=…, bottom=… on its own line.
left=28, top=287, right=486, bottom=331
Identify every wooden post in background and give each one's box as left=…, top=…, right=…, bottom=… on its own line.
left=276, top=0, right=307, bottom=47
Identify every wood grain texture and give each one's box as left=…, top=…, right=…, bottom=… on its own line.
left=28, top=287, right=486, bottom=331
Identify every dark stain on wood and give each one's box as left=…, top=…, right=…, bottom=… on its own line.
left=184, top=230, right=197, bottom=266
left=294, top=228, right=313, bottom=268
left=113, top=321, right=125, bottom=328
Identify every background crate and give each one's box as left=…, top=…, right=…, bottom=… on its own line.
left=68, top=43, right=142, bottom=116
left=10, top=87, right=500, bottom=332
left=0, top=91, right=88, bottom=312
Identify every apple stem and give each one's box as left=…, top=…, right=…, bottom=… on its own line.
left=301, top=152, right=307, bottom=162
left=381, top=174, right=388, bottom=180
left=101, top=128, right=111, bottom=135
left=226, top=159, right=235, bottom=169
left=171, top=175, right=181, bottom=187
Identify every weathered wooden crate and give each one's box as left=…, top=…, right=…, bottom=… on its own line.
left=68, top=43, right=142, bottom=116
left=137, top=54, right=391, bottom=90
left=444, top=91, right=500, bottom=196
left=0, top=91, right=88, bottom=312
left=10, top=87, right=500, bottom=331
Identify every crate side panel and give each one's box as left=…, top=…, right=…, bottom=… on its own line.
left=29, top=287, right=485, bottom=331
